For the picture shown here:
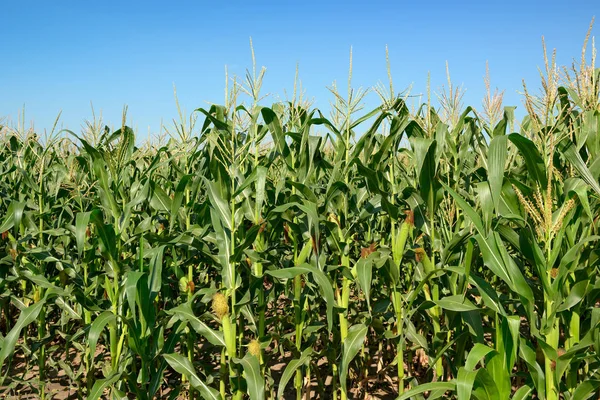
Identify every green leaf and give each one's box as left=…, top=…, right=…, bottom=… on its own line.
left=88, top=311, right=116, bottom=362
left=0, top=201, right=25, bottom=233
left=339, top=323, right=367, bottom=396
left=210, top=208, right=234, bottom=290
left=75, top=211, right=93, bottom=257
left=457, top=367, right=478, bottom=400
left=261, top=107, right=290, bottom=166
left=508, top=133, right=547, bottom=188
left=255, top=166, right=267, bottom=219
left=500, top=316, right=520, bottom=373
left=148, top=325, right=181, bottom=397
left=492, top=106, right=515, bottom=136
left=471, top=368, right=501, bottom=400
left=442, top=182, right=484, bottom=235
left=203, top=178, right=232, bottom=231
left=87, top=372, right=122, bottom=400
left=414, top=138, right=438, bottom=211
left=150, top=180, right=173, bottom=212
left=557, top=280, right=589, bottom=312
left=470, top=274, right=506, bottom=316
left=90, top=210, right=119, bottom=272
left=355, top=257, right=373, bottom=311
left=443, top=183, right=534, bottom=303
left=0, top=300, right=45, bottom=368
left=164, top=353, right=222, bottom=400
left=125, top=271, right=145, bottom=322
left=519, top=341, right=545, bottom=396
left=276, top=348, right=313, bottom=400
left=572, top=380, right=600, bottom=400
left=397, top=382, right=456, bottom=400
left=564, top=177, right=592, bottom=218
left=512, top=385, right=534, bottom=400
left=488, top=135, right=507, bottom=212
left=476, top=182, right=494, bottom=231
left=559, top=138, right=600, bottom=197
left=267, top=264, right=335, bottom=332
left=554, top=236, right=600, bottom=288
left=436, top=295, right=479, bottom=312
left=488, top=316, right=519, bottom=399
left=465, top=343, right=496, bottom=370
left=148, top=245, right=165, bottom=302
left=166, top=303, right=225, bottom=347
left=234, top=354, right=264, bottom=400
left=170, top=174, right=192, bottom=231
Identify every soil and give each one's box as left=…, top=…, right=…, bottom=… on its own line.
left=0, top=294, right=424, bottom=399
left=0, top=341, right=403, bottom=399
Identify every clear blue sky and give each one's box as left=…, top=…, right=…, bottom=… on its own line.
left=1, top=1, right=597, bottom=139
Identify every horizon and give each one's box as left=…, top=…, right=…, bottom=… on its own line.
left=1, top=1, right=597, bottom=138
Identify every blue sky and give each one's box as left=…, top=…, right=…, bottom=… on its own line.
left=1, top=1, right=597, bottom=139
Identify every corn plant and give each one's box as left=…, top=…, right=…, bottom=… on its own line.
left=1, top=27, right=600, bottom=400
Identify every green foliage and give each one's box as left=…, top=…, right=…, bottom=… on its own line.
left=0, top=50, right=599, bottom=400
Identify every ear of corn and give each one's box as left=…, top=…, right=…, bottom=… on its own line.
left=1, top=28, right=600, bottom=400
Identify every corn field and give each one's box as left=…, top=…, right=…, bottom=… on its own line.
left=1, top=37, right=600, bottom=400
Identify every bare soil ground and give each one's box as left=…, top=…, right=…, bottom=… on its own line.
left=0, top=295, right=424, bottom=399
left=0, top=342, right=403, bottom=399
